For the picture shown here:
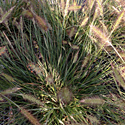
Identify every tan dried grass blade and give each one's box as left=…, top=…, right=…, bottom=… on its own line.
left=3, top=31, right=17, bottom=56
left=111, top=46, right=125, bottom=63
left=118, top=51, right=125, bottom=62
left=20, top=16, right=23, bottom=33
left=0, top=6, right=15, bottom=23
left=20, top=107, right=41, bottom=125
left=58, top=54, right=62, bottom=66
left=24, top=83, right=38, bottom=86
left=112, top=6, right=120, bottom=14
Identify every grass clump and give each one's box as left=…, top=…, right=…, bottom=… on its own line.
left=0, top=0, right=125, bottom=124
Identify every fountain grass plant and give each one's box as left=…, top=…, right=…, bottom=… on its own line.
left=0, top=0, right=125, bottom=124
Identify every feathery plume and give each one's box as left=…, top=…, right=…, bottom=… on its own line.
left=20, top=107, right=41, bottom=125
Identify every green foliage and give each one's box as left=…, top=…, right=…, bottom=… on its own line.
left=0, top=0, right=125, bottom=124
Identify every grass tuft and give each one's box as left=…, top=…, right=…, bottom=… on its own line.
left=0, top=0, right=125, bottom=124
